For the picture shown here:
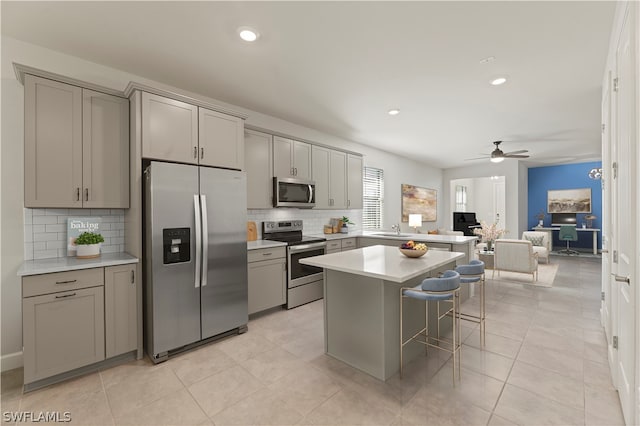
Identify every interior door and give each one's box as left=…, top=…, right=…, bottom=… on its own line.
left=613, top=8, right=636, bottom=424
left=601, top=72, right=615, bottom=382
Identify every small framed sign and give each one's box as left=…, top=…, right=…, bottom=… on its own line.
left=67, top=217, right=102, bottom=256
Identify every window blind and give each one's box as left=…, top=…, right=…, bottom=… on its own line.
left=362, top=167, right=384, bottom=229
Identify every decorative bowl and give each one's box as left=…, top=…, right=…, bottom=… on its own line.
left=399, top=248, right=427, bottom=258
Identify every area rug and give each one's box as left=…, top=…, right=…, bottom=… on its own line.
left=488, top=263, right=559, bottom=288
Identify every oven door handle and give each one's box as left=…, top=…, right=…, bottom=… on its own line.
left=289, top=242, right=327, bottom=253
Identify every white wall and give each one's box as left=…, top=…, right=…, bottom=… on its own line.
left=0, top=36, right=444, bottom=366
left=443, top=161, right=526, bottom=239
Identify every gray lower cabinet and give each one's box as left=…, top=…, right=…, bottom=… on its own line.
left=248, top=248, right=286, bottom=315
left=22, top=265, right=137, bottom=387
left=22, top=272, right=105, bottom=384
left=105, top=265, right=137, bottom=358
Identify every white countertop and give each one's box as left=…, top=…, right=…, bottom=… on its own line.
left=308, top=230, right=476, bottom=244
left=18, top=253, right=139, bottom=277
left=300, top=245, right=464, bottom=283
left=247, top=240, right=287, bottom=250
left=359, top=230, right=476, bottom=245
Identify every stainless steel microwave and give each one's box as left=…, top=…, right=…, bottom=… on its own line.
left=273, top=177, right=315, bottom=208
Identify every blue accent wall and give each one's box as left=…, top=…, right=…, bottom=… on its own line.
left=528, top=161, right=602, bottom=251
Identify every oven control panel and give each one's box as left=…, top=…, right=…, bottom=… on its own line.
left=263, top=220, right=303, bottom=233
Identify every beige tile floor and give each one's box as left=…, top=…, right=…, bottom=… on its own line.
left=1, top=256, right=625, bottom=425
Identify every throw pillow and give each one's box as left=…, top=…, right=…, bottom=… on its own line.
left=525, top=235, right=545, bottom=247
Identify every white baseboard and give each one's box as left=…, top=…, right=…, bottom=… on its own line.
left=1, top=351, right=23, bottom=372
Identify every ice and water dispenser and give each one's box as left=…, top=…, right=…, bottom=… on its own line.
left=162, top=228, right=190, bottom=264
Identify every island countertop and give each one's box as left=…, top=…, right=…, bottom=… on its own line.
left=300, top=245, right=464, bottom=283
left=307, top=230, right=477, bottom=245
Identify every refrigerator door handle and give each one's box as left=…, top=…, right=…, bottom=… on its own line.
left=194, top=194, right=201, bottom=288
left=200, top=194, right=209, bottom=287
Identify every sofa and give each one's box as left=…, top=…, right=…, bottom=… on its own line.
left=494, top=239, right=539, bottom=282
left=521, top=231, right=550, bottom=263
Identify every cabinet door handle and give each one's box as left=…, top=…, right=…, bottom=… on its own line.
left=291, top=167, right=294, bottom=176
left=262, top=252, right=272, bottom=256
left=347, top=199, right=350, bottom=207
left=76, top=187, right=80, bottom=201
left=294, top=167, right=298, bottom=176
left=55, top=292, right=77, bottom=299
left=201, top=147, right=204, bottom=159
left=131, top=270, right=135, bottom=284
left=55, top=279, right=77, bottom=285
left=613, top=274, right=630, bottom=284
left=194, top=146, right=198, bottom=159
left=85, top=188, right=89, bottom=201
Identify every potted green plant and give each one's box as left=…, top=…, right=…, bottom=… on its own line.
left=75, top=231, right=104, bottom=259
left=340, top=216, right=354, bottom=234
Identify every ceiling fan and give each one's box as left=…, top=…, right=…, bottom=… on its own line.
left=466, top=141, right=530, bottom=163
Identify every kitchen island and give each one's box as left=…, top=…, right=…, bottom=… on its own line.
left=301, top=245, right=464, bottom=381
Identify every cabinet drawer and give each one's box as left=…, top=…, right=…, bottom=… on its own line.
left=427, top=243, right=451, bottom=251
left=23, top=268, right=104, bottom=298
left=341, top=238, right=357, bottom=250
left=248, top=247, right=286, bottom=263
left=326, top=241, right=341, bottom=251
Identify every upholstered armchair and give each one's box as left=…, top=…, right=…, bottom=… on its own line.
left=521, top=231, right=550, bottom=263
left=494, top=239, right=539, bottom=282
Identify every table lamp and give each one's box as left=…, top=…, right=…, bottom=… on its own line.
left=409, top=214, right=422, bottom=233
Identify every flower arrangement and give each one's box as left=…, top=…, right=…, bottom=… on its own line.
left=535, top=210, right=546, bottom=221
left=473, top=220, right=507, bottom=242
left=584, top=214, right=597, bottom=228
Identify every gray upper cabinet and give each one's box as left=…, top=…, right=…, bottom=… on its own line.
left=141, top=92, right=198, bottom=164
left=24, top=75, right=129, bottom=208
left=83, top=90, right=130, bottom=208
left=105, top=264, right=137, bottom=358
left=245, top=130, right=273, bottom=208
left=312, top=146, right=330, bottom=208
left=347, top=154, right=363, bottom=209
left=25, top=75, right=83, bottom=208
left=273, top=136, right=311, bottom=180
left=330, top=150, right=347, bottom=209
left=312, top=146, right=346, bottom=209
left=198, top=108, right=244, bottom=170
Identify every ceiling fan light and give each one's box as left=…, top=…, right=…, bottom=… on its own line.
left=490, top=157, right=504, bottom=163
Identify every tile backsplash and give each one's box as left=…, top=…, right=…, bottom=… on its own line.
left=247, top=209, right=362, bottom=239
left=24, top=208, right=125, bottom=260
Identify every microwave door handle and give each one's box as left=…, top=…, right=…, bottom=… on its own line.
left=308, top=184, right=313, bottom=203
left=194, top=195, right=201, bottom=288
left=200, top=194, right=208, bottom=287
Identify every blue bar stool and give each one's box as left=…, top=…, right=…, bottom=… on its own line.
left=455, top=260, right=486, bottom=347
left=400, top=270, right=461, bottom=384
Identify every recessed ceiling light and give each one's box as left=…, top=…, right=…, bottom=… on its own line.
left=388, top=109, right=400, bottom=116
left=480, top=56, right=496, bottom=64
left=490, top=77, right=507, bottom=86
left=238, top=27, right=259, bottom=42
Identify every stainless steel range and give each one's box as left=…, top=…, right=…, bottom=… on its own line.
left=262, top=221, right=326, bottom=309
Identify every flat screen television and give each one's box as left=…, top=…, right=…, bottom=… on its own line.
left=551, top=213, right=577, bottom=226
left=453, top=212, right=479, bottom=236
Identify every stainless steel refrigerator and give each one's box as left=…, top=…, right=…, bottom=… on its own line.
left=143, top=161, right=248, bottom=363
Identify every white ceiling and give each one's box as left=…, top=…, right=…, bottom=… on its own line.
left=1, top=1, right=615, bottom=169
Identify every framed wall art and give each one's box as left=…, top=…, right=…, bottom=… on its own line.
left=547, top=188, right=591, bottom=213
left=401, top=184, right=437, bottom=222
